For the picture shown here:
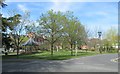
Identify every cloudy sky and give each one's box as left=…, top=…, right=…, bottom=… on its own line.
left=2, top=0, right=118, bottom=38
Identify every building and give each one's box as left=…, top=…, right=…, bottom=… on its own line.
left=27, top=32, right=45, bottom=45
left=87, top=38, right=100, bottom=48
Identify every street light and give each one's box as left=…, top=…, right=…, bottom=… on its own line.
left=98, top=31, right=102, bottom=53
left=98, top=31, right=102, bottom=39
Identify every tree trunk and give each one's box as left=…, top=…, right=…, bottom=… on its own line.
left=17, top=46, right=19, bottom=58
left=17, top=37, right=20, bottom=58
left=99, top=47, right=102, bottom=54
left=51, top=43, right=54, bottom=56
left=51, top=34, right=54, bottom=56
left=70, top=44, right=73, bottom=56
left=75, top=44, right=78, bottom=56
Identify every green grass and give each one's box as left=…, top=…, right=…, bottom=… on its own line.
left=2, top=50, right=99, bottom=60
left=3, top=49, right=118, bottom=60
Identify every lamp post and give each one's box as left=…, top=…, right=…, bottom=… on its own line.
left=98, top=31, right=102, bottom=53
left=98, top=31, right=102, bottom=39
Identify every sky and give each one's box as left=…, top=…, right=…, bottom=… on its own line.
left=2, top=0, right=118, bottom=38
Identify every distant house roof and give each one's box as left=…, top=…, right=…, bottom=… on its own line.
left=27, top=32, right=35, bottom=38
left=22, top=38, right=39, bottom=46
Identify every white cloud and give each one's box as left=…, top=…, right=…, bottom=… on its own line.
left=17, top=4, right=28, bottom=12
left=49, top=0, right=86, bottom=12
left=49, top=1, right=72, bottom=12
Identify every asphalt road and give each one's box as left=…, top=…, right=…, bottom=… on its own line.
left=2, top=53, right=118, bottom=72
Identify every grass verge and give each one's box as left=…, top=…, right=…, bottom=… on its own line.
left=2, top=50, right=99, bottom=60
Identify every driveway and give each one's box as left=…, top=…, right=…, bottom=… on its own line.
left=2, top=53, right=118, bottom=72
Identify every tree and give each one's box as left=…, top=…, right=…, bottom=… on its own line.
left=38, top=10, right=64, bottom=56
left=105, top=27, right=118, bottom=46
left=103, top=27, right=118, bottom=52
left=63, top=11, right=87, bottom=56
left=0, top=0, right=9, bottom=54
left=1, top=14, right=22, bottom=55
left=0, top=0, right=7, bottom=8
left=7, top=11, right=30, bottom=58
left=37, top=10, right=87, bottom=56
left=25, top=21, right=41, bottom=33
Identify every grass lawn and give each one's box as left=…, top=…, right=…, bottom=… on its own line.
left=2, top=50, right=117, bottom=60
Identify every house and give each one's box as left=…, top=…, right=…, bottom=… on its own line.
left=81, top=45, right=88, bottom=49
left=27, top=32, right=45, bottom=44
left=87, top=38, right=100, bottom=50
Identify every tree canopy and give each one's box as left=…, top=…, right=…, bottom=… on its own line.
left=0, top=0, right=7, bottom=8
left=37, top=10, right=87, bottom=56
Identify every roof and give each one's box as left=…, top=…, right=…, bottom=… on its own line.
left=22, top=38, right=39, bottom=46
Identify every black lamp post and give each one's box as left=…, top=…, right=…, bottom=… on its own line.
left=98, top=31, right=102, bottom=39
left=98, top=31, right=102, bottom=53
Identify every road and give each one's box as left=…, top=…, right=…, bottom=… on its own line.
left=2, top=53, right=118, bottom=72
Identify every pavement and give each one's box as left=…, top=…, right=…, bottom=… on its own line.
left=2, top=53, right=118, bottom=72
